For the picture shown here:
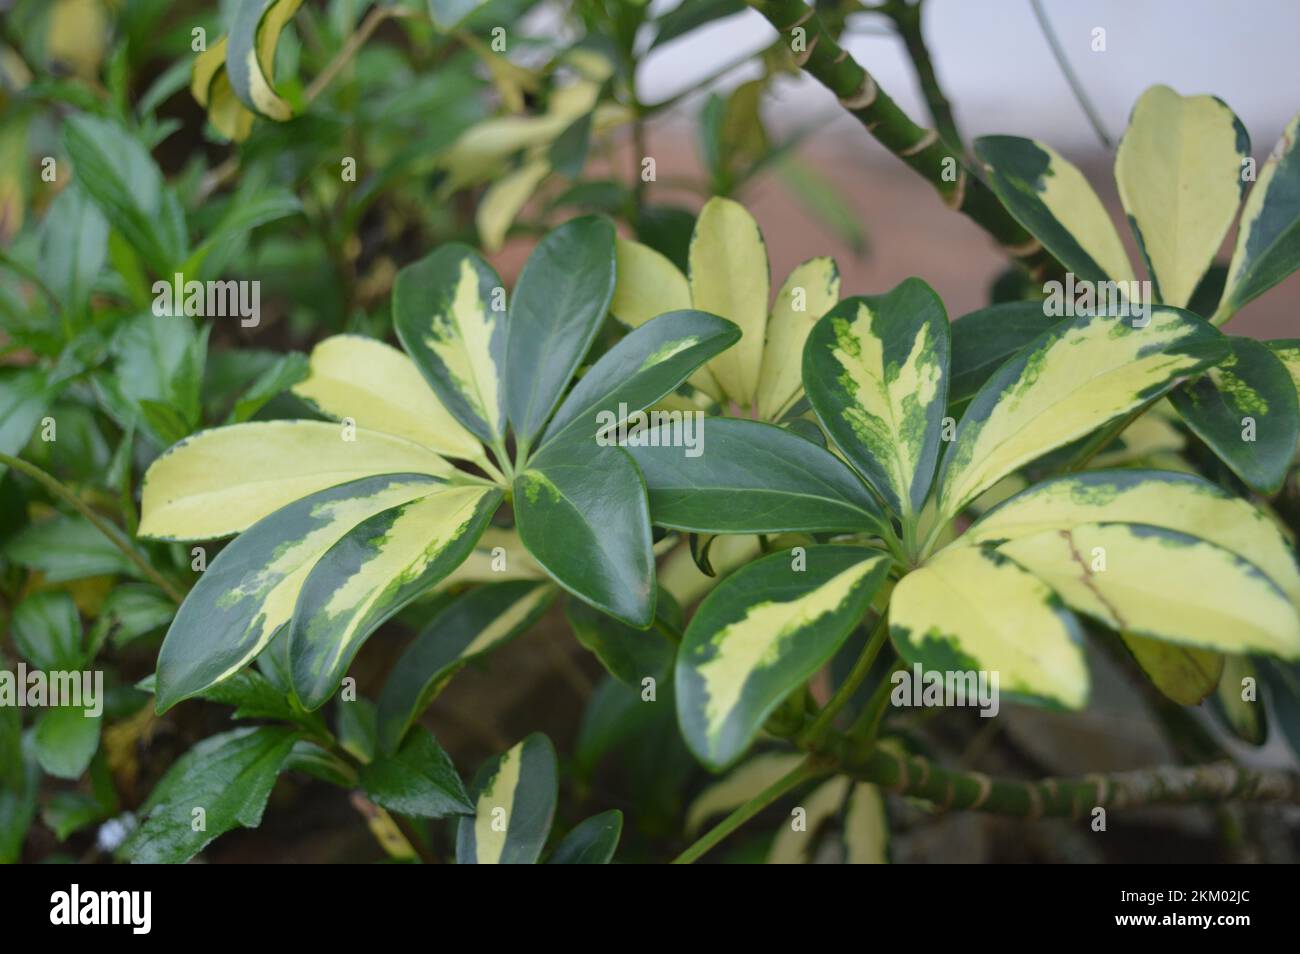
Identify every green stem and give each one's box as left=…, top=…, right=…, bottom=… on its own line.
left=672, top=755, right=832, bottom=864
left=304, top=4, right=413, bottom=104
left=801, top=612, right=889, bottom=746
left=882, top=0, right=963, bottom=151
left=744, top=0, right=1061, bottom=280
left=1028, top=0, right=1111, bottom=148
left=0, top=452, right=185, bottom=604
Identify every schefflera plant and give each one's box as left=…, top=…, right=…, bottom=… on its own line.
left=631, top=276, right=1300, bottom=771
left=136, top=215, right=739, bottom=714
left=977, top=85, right=1300, bottom=495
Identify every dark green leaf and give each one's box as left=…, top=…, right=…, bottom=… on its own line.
left=1170, top=336, right=1299, bottom=492
left=949, top=301, right=1055, bottom=407
left=120, top=726, right=298, bottom=864
left=566, top=594, right=674, bottom=687
left=546, top=809, right=622, bottom=863
left=505, top=216, right=616, bottom=445
left=627, top=417, right=883, bottom=534
left=12, top=592, right=83, bottom=671
left=515, top=432, right=655, bottom=627
left=360, top=727, right=473, bottom=819
left=540, top=308, right=739, bottom=445
left=3, top=515, right=140, bottom=583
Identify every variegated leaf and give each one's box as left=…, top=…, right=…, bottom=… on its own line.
left=293, top=334, right=486, bottom=464
left=767, top=776, right=849, bottom=864
left=226, top=0, right=303, bottom=121
left=456, top=733, right=557, bottom=864
left=685, top=752, right=806, bottom=835
left=688, top=196, right=770, bottom=405
left=392, top=245, right=507, bottom=445
left=153, top=475, right=444, bottom=713
left=757, top=257, right=840, bottom=420
left=1001, top=523, right=1300, bottom=658
left=376, top=582, right=556, bottom=753
left=804, top=280, right=949, bottom=517
left=546, top=810, right=622, bottom=864
left=1219, top=111, right=1300, bottom=321
left=540, top=309, right=740, bottom=445
left=963, top=469, right=1300, bottom=606
left=843, top=782, right=889, bottom=864
left=139, top=421, right=455, bottom=541
left=191, top=37, right=253, bottom=142
left=976, top=135, right=1134, bottom=285
left=1115, top=85, right=1249, bottom=308
left=289, top=486, right=501, bottom=710
left=936, top=307, right=1225, bottom=520
left=891, top=546, right=1089, bottom=709
left=676, top=546, right=889, bottom=771
left=1170, top=336, right=1299, bottom=493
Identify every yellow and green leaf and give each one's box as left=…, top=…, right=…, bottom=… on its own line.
left=891, top=546, right=1089, bottom=709
left=767, top=776, right=849, bottom=864
left=963, top=468, right=1300, bottom=606
left=456, top=733, right=557, bottom=864
left=976, top=135, right=1134, bottom=285
left=937, top=307, right=1226, bottom=519
left=1114, top=85, right=1249, bottom=308
left=1000, top=522, right=1300, bottom=659
left=1219, top=111, right=1300, bottom=321
left=289, top=485, right=501, bottom=710
left=292, top=334, right=486, bottom=464
left=225, top=0, right=303, bottom=121
left=804, top=280, right=949, bottom=516
left=191, top=38, right=253, bottom=142
left=392, top=245, right=507, bottom=445
left=154, top=474, right=445, bottom=712
left=676, top=546, right=890, bottom=771
left=611, top=237, right=691, bottom=329
left=1169, top=336, right=1299, bottom=493
left=685, top=751, right=806, bottom=835
left=138, top=420, right=455, bottom=541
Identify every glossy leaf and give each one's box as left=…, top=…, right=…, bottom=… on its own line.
left=937, top=307, right=1225, bottom=519
left=515, top=432, right=654, bottom=627
left=138, top=420, right=454, bottom=541
left=505, top=216, right=617, bottom=445
left=121, top=726, right=298, bottom=864
left=393, top=244, right=507, bottom=444
left=976, top=135, right=1133, bottom=284
left=804, top=280, right=950, bottom=516
left=34, top=707, right=101, bottom=780
left=677, top=546, right=890, bottom=771
left=154, top=474, right=444, bottom=713
left=456, top=733, right=557, bottom=864
left=289, top=486, right=501, bottom=710
left=1001, top=523, right=1300, bottom=658
left=566, top=595, right=674, bottom=687
left=891, top=546, right=1088, bottom=709
left=964, top=468, right=1300, bottom=606
left=359, top=728, right=474, bottom=819
left=546, top=810, right=623, bottom=864
left=541, top=309, right=739, bottom=444
left=949, top=301, right=1054, bottom=406
left=1220, top=111, right=1300, bottom=319
left=1170, top=336, right=1299, bottom=493
left=627, top=417, right=883, bottom=534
